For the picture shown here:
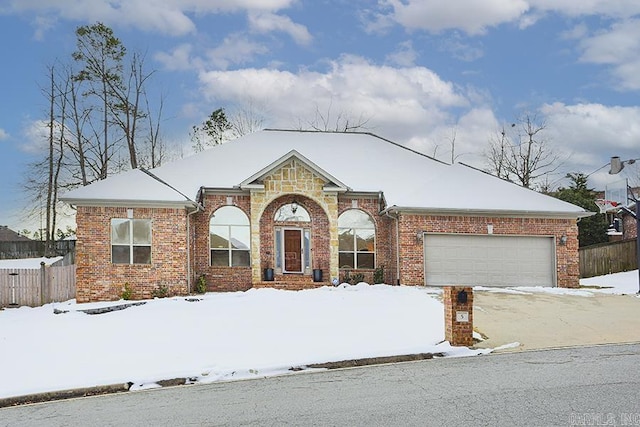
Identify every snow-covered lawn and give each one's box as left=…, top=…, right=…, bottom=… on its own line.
left=0, top=270, right=636, bottom=400
left=0, top=283, right=484, bottom=399
left=579, top=270, right=640, bottom=295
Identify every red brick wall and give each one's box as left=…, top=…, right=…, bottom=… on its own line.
left=260, top=194, right=330, bottom=280
left=443, top=286, right=474, bottom=346
left=75, top=206, right=189, bottom=302
left=191, top=194, right=252, bottom=292
left=76, top=199, right=580, bottom=301
left=623, top=213, right=637, bottom=240
left=397, top=214, right=579, bottom=288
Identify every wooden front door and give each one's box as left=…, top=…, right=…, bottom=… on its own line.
left=284, top=229, right=303, bottom=273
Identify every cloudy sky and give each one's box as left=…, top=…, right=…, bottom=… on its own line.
left=1, top=0, right=640, bottom=230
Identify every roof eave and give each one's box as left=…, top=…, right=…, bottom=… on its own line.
left=382, top=205, right=594, bottom=219
left=61, top=197, right=196, bottom=209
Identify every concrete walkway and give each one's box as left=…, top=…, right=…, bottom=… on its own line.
left=473, top=291, right=640, bottom=352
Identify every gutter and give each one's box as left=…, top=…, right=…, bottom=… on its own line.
left=382, top=209, right=401, bottom=286
left=381, top=205, right=594, bottom=220
left=185, top=188, right=204, bottom=293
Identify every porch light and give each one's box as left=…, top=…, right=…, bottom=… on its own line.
left=559, top=235, right=567, bottom=245
left=416, top=231, right=423, bottom=242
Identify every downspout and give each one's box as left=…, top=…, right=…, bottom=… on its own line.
left=186, top=190, right=204, bottom=293
left=383, top=208, right=401, bottom=286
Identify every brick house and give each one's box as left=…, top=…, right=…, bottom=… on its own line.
left=61, top=130, right=591, bottom=303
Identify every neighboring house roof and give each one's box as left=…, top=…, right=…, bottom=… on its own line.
left=0, top=225, right=32, bottom=242
left=61, top=129, right=591, bottom=218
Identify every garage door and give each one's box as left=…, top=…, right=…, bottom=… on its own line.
left=423, top=234, right=555, bottom=287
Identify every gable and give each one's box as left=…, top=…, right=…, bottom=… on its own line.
left=239, top=150, right=349, bottom=193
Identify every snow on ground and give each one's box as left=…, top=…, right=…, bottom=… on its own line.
left=2, top=271, right=636, bottom=400
left=580, top=270, right=640, bottom=295
left=474, top=269, right=640, bottom=297
left=0, top=283, right=488, bottom=399
left=0, top=257, right=63, bottom=269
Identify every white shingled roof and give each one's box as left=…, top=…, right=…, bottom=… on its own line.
left=61, top=130, right=590, bottom=217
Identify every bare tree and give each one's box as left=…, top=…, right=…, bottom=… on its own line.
left=24, top=63, right=70, bottom=254
left=110, top=51, right=155, bottom=169
left=484, top=115, right=560, bottom=188
left=302, top=101, right=372, bottom=132
left=229, top=101, right=266, bottom=138
left=485, top=124, right=514, bottom=180
left=143, top=92, right=166, bottom=168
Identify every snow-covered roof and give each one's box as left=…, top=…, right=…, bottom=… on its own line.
left=61, top=130, right=590, bottom=218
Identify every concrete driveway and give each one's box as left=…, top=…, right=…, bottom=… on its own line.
left=473, top=290, right=640, bottom=352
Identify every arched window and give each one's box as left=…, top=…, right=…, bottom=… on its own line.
left=274, top=202, right=310, bottom=222
left=338, top=209, right=375, bottom=269
left=210, top=206, right=250, bottom=267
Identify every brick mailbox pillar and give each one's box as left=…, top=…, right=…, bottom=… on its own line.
left=443, top=286, right=474, bottom=347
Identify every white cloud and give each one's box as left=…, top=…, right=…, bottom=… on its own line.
left=439, top=34, right=484, bottom=62
left=385, top=40, right=418, bottom=67
left=373, top=0, right=640, bottom=36
left=248, top=12, right=312, bottom=45
left=154, top=44, right=200, bottom=71
left=529, top=0, right=640, bottom=19
left=540, top=102, right=640, bottom=187
left=206, top=34, right=270, bottom=70
left=375, top=0, right=529, bottom=35
left=0, top=128, right=8, bottom=140
left=196, top=55, right=497, bottom=161
left=560, top=23, right=588, bottom=40
left=577, top=18, right=640, bottom=90
left=19, top=120, right=49, bottom=154
left=3, top=0, right=298, bottom=36
left=155, top=36, right=269, bottom=72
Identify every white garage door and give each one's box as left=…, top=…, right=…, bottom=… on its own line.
left=423, top=234, right=555, bottom=287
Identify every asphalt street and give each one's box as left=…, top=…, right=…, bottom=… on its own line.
left=2, top=343, right=639, bottom=426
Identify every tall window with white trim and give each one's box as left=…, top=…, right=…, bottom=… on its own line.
left=210, top=206, right=251, bottom=267
left=338, top=209, right=375, bottom=269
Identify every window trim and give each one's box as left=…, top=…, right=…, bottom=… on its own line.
left=111, top=218, right=152, bottom=265
left=338, top=209, right=376, bottom=269
left=209, top=206, right=251, bottom=267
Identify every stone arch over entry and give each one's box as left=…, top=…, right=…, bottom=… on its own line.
left=259, top=194, right=330, bottom=281
left=247, top=157, right=340, bottom=284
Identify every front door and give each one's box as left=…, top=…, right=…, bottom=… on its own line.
left=283, top=229, right=303, bottom=273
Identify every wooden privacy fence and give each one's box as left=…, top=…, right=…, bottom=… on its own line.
left=579, top=239, right=638, bottom=278
left=0, top=263, right=76, bottom=308
left=0, top=240, right=75, bottom=260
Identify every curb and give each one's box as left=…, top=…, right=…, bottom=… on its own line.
left=0, top=383, right=131, bottom=408
left=0, top=353, right=436, bottom=408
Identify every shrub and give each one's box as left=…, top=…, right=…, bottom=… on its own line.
left=195, top=274, right=207, bottom=294
left=121, top=283, right=133, bottom=300
left=152, top=285, right=169, bottom=299
left=342, top=271, right=366, bottom=285
left=373, top=266, right=384, bottom=284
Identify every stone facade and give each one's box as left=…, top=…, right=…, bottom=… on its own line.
left=249, top=158, right=340, bottom=283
